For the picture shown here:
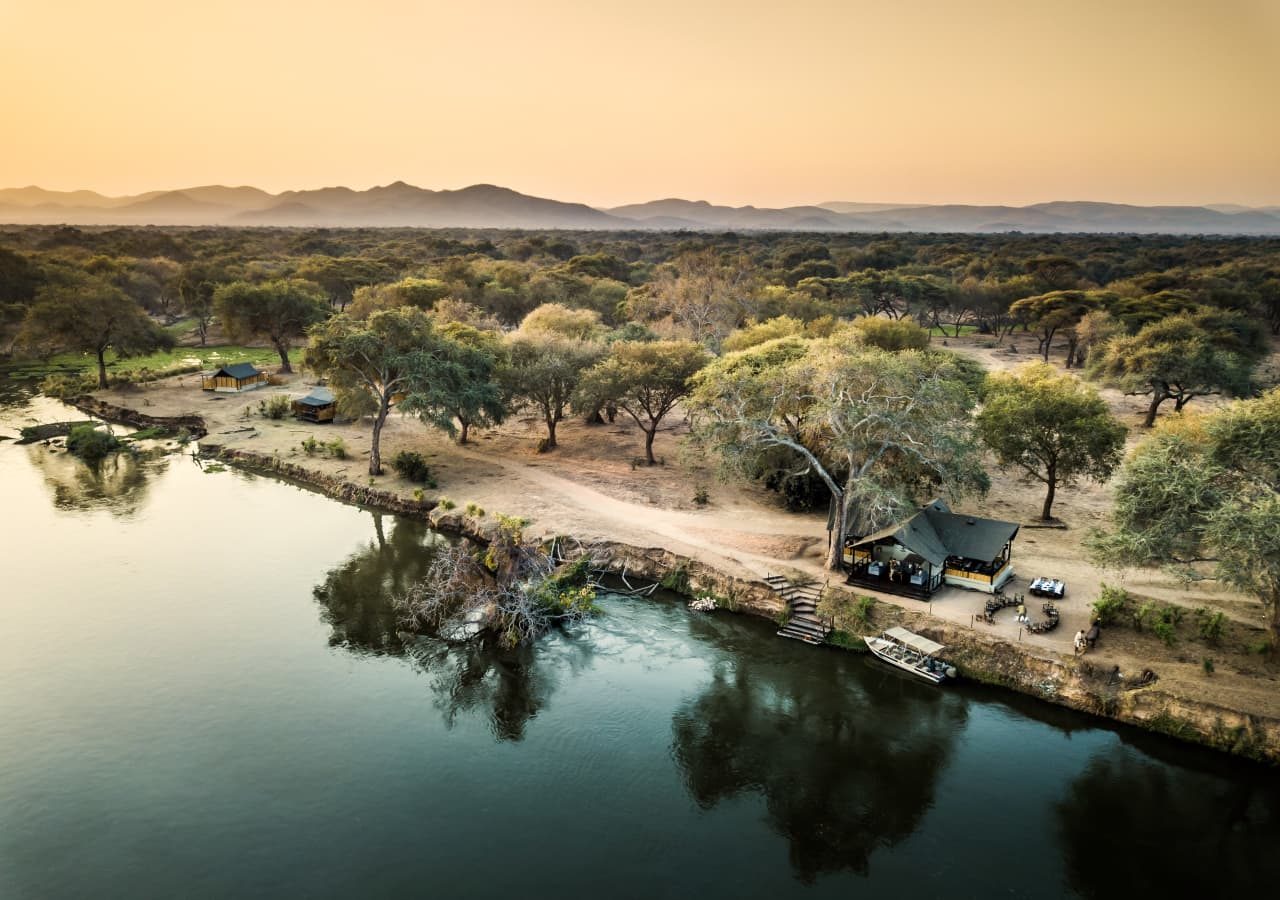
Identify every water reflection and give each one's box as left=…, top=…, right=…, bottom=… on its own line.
left=312, top=516, right=554, bottom=740
left=27, top=443, right=164, bottom=517
left=1056, top=748, right=1280, bottom=896
left=671, top=626, right=966, bottom=883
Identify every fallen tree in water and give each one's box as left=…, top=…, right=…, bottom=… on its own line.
left=395, top=514, right=600, bottom=647
left=16, top=420, right=98, bottom=444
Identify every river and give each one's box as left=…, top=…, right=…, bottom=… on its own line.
left=2, top=382, right=1278, bottom=898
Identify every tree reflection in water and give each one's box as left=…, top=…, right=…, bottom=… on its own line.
left=1056, top=747, right=1280, bottom=896
left=28, top=444, right=164, bottom=517
left=312, top=515, right=553, bottom=741
left=671, top=622, right=967, bottom=883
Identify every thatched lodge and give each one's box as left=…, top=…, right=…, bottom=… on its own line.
left=200, top=363, right=268, bottom=393
left=292, top=387, right=336, bottom=423
left=844, top=499, right=1019, bottom=598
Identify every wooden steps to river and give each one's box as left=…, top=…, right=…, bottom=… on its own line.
left=767, top=576, right=831, bottom=645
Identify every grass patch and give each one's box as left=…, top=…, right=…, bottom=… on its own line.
left=3, top=344, right=303, bottom=380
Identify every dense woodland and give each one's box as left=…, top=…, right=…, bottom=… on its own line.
left=3, top=225, right=1279, bottom=639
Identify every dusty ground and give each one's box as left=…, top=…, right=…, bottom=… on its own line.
left=91, top=332, right=1280, bottom=719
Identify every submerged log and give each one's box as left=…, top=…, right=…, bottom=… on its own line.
left=16, top=421, right=97, bottom=444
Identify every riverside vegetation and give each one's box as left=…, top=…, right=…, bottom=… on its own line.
left=3, top=225, right=1279, bottom=651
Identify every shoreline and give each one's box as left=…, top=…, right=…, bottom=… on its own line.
left=74, top=396, right=1280, bottom=765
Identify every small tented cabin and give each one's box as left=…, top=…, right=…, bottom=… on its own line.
left=844, top=499, right=1019, bottom=598
left=292, top=387, right=337, bottom=423
left=200, top=363, right=268, bottom=393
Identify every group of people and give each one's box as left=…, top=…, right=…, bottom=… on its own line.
left=1074, top=624, right=1101, bottom=655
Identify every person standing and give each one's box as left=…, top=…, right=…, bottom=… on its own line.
left=1017, top=601, right=1027, bottom=624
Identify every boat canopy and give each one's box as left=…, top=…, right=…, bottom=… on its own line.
left=884, top=626, right=945, bottom=657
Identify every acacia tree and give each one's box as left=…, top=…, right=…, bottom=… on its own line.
left=1088, top=389, right=1280, bottom=647
left=689, top=336, right=988, bottom=571
left=306, top=307, right=496, bottom=475
left=577, top=339, right=710, bottom=464
left=214, top=279, right=329, bottom=372
left=976, top=364, right=1127, bottom=520
left=1009, top=290, right=1114, bottom=365
left=18, top=280, right=171, bottom=388
left=1086, top=308, right=1264, bottom=427
left=500, top=332, right=603, bottom=450
left=435, top=321, right=507, bottom=443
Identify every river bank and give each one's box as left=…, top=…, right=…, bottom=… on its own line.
left=68, top=383, right=1280, bottom=764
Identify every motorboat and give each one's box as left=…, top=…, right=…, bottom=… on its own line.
left=864, top=626, right=958, bottom=684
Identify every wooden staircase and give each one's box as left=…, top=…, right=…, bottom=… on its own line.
left=766, top=575, right=831, bottom=645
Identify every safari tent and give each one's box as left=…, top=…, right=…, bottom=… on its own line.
left=292, top=387, right=337, bottom=423
left=200, top=363, right=268, bottom=393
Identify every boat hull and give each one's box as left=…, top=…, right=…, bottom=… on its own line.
left=864, top=636, right=950, bottom=684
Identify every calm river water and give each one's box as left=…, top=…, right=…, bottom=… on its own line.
left=2, top=381, right=1279, bottom=898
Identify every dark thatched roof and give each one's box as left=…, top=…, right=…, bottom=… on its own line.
left=851, top=498, right=1019, bottom=566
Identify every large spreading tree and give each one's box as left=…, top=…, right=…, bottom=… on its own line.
left=1009, top=290, right=1115, bottom=366
left=18, top=279, right=171, bottom=389
left=500, top=331, right=603, bottom=450
left=1088, top=389, right=1280, bottom=647
left=1086, top=307, right=1265, bottom=427
left=976, top=363, right=1127, bottom=521
left=689, top=335, right=988, bottom=570
left=214, top=279, right=329, bottom=373
left=306, top=307, right=499, bottom=475
left=578, top=339, right=710, bottom=464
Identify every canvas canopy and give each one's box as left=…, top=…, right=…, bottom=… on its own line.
left=851, top=498, right=1019, bottom=566
left=884, top=626, right=945, bottom=657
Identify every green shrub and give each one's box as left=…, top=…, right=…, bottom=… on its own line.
left=412, top=488, right=425, bottom=502
left=1136, top=601, right=1182, bottom=646
left=326, top=439, right=347, bottom=459
left=464, top=502, right=485, bottom=517
left=437, top=496, right=456, bottom=510
left=65, top=424, right=121, bottom=461
left=660, top=564, right=691, bottom=594
left=258, top=395, right=291, bottom=420
left=40, top=372, right=97, bottom=399
left=300, top=436, right=320, bottom=456
left=1091, top=584, right=1132, bottom=626
left=692, top=486, right=710, bottom=506
left=1203, top=657, right=1215, bottom=675
left=390, top=450, right=432, bottom=483
left=1195, top=608, right=1227, bottom=644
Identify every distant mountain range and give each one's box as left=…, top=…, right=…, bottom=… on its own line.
left=2, top=182, right=1279, bottom=234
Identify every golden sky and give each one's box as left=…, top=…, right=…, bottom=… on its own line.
left=1, top=0, right=1277, bottom=206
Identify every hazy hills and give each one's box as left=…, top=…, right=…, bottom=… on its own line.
left=2, top=183, right=1279, bottom=234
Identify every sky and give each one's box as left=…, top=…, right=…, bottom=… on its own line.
left=1, top=0, right=1277, bottom=208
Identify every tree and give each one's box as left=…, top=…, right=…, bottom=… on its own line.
left=578, top=340, right=710, bottom=464
left=977, top=364, right=1127, bottom=520
left=435, top=321, right=508, bottom=443
left=500, top=332, right=603, bottom=450
left=17, top=279, right=171, bottom=388
left=306, top=308, right=498, bottom=475
left=632, top=249, right=755, bottom=347
left=689, top=336, right=988, bottom=570
left=849, top=316, right=930, bottom=351
left=1009, top=290, right=1114, bottom=365
left=1088, top=390, right=1280, bottom=647
left=347, top=277, right=451, bottom=318
left=1086, top=308, right=1264, bottom=427
left=517, top=302, right=605, bottom=341
left=214, top=279, right=329, bottom=373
